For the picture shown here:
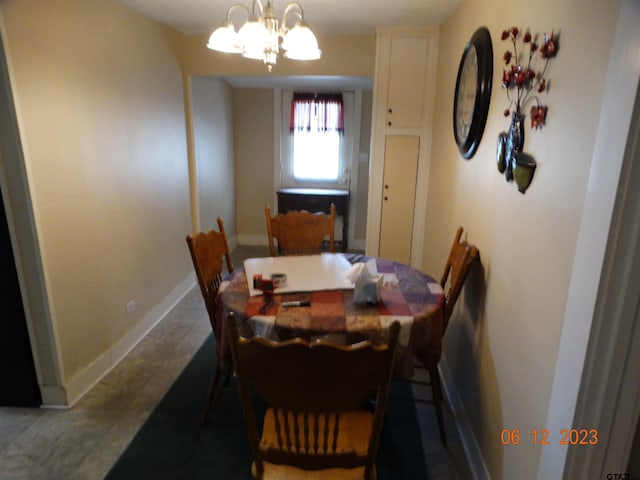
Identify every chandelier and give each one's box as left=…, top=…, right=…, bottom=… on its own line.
left=207, top=0, right=322, bottom=72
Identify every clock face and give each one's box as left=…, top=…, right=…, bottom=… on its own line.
left=455, top=46, right=478, bottom=144
left=453, top=27, right=493, bottom=160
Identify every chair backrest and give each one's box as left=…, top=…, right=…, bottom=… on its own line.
left=440, top=226, right=479, bottom=330
left=226, top=312, right=400, bottom=477
left=265, top=204, right=335, bottom=256
left=185, top=217, right=233, bottom=338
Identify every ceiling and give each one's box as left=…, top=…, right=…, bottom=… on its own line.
left=115, top=0, right=461, bottom=36
left=115, top=0, right=461, bottom=89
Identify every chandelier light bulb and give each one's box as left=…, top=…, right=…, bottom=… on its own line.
left=206, top=21, right=242, bottom=53
left=282, top=21, right=322, bottom=60
left=237, top=16, right=269, bottom=52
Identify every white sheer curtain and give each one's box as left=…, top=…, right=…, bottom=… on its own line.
left=289, top=93, right=344, bottom=181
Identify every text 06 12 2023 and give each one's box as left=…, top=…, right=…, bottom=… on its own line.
left=500, top=428, right=598, bottom=445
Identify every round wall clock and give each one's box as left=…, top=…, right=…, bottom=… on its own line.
left=453, top=26, right=493, bottom=159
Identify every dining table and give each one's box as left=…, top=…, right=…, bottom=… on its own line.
left=216, top=253, right=445, bottom=379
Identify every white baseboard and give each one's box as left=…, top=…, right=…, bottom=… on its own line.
left=439, top=356, right=491, bottom=480
left=62, top=273, right=196, bottom=407
left=39, top=385, right=70, bottom=408
left=227, top=234, right=238, bottom=251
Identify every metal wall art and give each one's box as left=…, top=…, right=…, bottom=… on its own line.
left=497, top=27, right=559, bottom=193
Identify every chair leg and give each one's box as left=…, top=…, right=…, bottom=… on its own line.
left=427, top=363, right=447, bottom=445
left=201, top=362, right=223, bottom=425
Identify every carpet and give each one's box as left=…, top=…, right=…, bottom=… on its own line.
left=105, top=335, right=428, bottom=479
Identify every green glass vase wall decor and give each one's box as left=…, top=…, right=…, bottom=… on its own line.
left=497, top=111, right=536, bottom=194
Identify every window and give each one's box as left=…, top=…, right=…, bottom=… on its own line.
left=289, top=93, right=344, bottom=181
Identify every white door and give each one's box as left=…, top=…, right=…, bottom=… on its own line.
left=378, top=135, right=420, bottom=263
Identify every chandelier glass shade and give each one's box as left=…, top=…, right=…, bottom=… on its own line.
left=207, top=0, right=322, bottom=71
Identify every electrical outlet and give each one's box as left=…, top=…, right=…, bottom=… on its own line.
left=126, top=300, right=136, bottom=314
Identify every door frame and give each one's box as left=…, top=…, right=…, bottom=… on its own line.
left=537, top=1, right=640, bottom=476
left=0, top=184, right=41, bottom=405
left=563, top=52, right=640, bottom=479
left=274, top=88, right=364, bottom=250
left=0, top=16, right=65, bottom=405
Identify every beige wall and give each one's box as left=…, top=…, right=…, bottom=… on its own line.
left=423, top=0, right=621, bottom=478
left=182, top=34, right=376, bottom=77
left=190, top=76, right=236, bottom=240
left=1, top=0, right=192, bottom=402
left=232, top=88, right=275, bottom=244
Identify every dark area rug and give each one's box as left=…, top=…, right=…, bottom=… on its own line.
left=105, top=335, right=428, bottom=479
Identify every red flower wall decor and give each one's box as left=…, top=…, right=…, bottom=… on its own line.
left=497, top=26, right=559, bottom=194
left=501, top=26, right=558, bottom=128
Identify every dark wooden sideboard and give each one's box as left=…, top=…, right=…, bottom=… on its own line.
left=276, top=188, right=350, bottom=251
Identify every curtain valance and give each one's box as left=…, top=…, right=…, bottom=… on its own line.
left=289, top=93, right=344, bottom=133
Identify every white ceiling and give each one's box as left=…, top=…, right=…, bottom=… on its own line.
left=115, top=0, right=461, bottom=36
left=115, top=0, right=461, bottom=89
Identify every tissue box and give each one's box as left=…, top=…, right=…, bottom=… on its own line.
left=346, top=260, right=383, bottom=305
left=354, top=274, right=383, bottom=305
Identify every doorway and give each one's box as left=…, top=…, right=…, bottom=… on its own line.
left=0, top=184, right=41, bottom=406
left=559, top=4, right=640, bottom=474
left=1, top=24, right=62, bottom=406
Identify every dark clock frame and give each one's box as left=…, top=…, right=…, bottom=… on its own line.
left=453, top=26, right=493, bottom=159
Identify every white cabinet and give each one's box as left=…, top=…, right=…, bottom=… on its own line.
left=386, top=36, right=429, bottom=129
left=366, top=28, right=438, bottom=266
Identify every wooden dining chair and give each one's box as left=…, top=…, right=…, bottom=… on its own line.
left=226, top=312, right=400, bottom=480
left=185, top=217, right=234, bottom=424
left=397, top=226, right=478, bottom=444
left=265, top=204, right=335, bottom=256
left=422, top=226, right=478, bottom=444
left=440, top=226, right=479, bottom=332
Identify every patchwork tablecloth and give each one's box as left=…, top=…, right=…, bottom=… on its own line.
left=217, top=254, right=444, bottom=379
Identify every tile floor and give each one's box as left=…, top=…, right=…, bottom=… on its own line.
left=0, top=246, right=472, bottom=479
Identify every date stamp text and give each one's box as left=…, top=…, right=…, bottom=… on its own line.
left=500, top=428, right=599, bottom=445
